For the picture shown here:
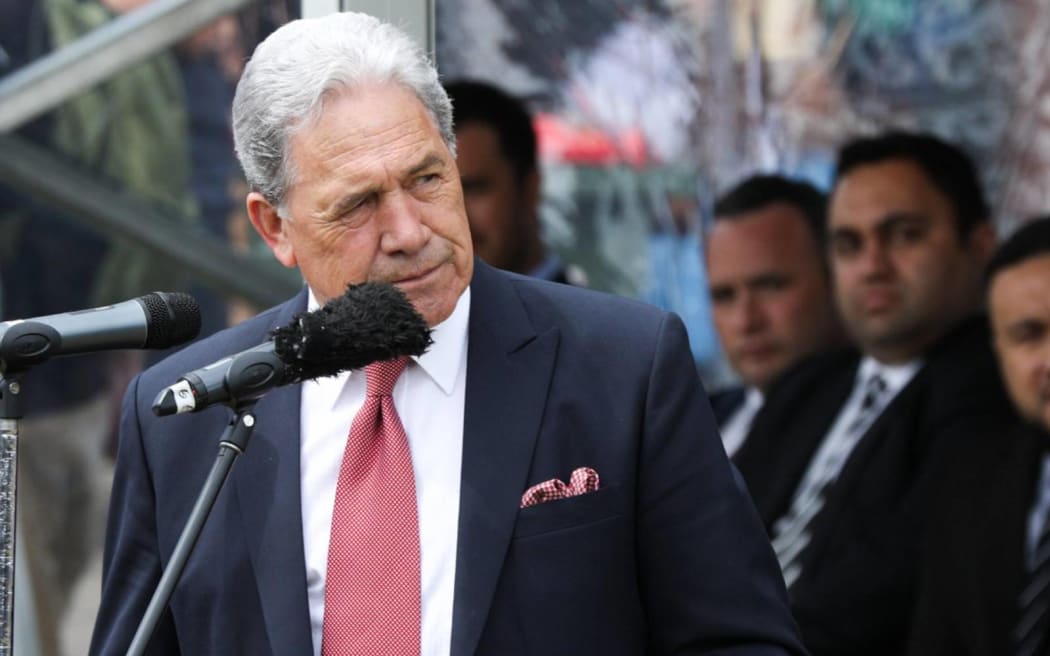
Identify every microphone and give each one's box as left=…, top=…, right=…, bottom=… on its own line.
left=152, top=282, right=433, bottom=416
left=0, top=292, right=202, bottom=372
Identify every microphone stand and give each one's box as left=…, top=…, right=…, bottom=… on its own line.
left=0, top=374, right=22, bottom=656
left=126, top=405, right=257, bottom=656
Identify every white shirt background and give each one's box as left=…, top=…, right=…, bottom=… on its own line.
left=300, top=288, right=470, bottom=656
left=720, top=387, right=764, bottom=457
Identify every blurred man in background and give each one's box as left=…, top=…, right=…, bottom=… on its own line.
left=910, top=216, right=1050, bottom=655
left=445, top=80, right=582, bottom=284
left=705, top=174, right=844, bottom=457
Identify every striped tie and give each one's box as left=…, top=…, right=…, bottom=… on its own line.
left=1014, top=511, right=1050, bottom=656
left=772, top=372, right=888, bottom=588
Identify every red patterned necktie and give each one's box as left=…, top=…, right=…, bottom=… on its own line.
left=322, top=357, right=421, bottom=655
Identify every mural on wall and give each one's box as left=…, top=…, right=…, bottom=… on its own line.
left=436, top=0, right=1050, bottom=381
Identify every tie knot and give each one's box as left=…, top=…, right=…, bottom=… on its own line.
left=859, top=373, right=888, bottom=410
left=364, top=357, right=408, bottom=397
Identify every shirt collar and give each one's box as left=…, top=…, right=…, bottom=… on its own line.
left=857, top=355, right=923, bottom=396
left=744, top=386, right=764, bottom=409
left=305, top=286, right=471, bottom=405
left=412, top=286, right=470, bottom=395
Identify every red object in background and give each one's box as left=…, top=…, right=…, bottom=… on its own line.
left=534, top=112, right=649, bottom=168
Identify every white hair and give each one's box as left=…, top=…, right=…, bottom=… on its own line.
left=232, top=12, right=456, bottom=212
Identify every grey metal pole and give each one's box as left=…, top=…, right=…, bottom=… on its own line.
left=0, top=380, right=23, bottom=656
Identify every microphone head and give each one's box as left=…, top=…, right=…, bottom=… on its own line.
left=272, top=282, right=433, bottom=382
left=141, top=292, right=202, bottom=349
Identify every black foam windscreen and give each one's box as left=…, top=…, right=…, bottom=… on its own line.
left=271, top=282, right=433, bottom=383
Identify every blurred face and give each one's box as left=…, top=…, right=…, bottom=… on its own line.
left=707, top=203, right=841, bottom=391
left=828, top=159, right=993, bottom=363
left=990, top=254, right=1050, bottom=433
left=455, top=122, right=539, bottom=273
left=247, top=84, right=473, bottom=327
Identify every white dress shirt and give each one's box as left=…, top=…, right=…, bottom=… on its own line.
left=720, top=387, right=763, bottom=457
left=301, top=287, right=470, bottom=656
left=1026, top=454, right=1050, bottom=569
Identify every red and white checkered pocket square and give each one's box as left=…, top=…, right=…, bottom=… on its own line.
left=520, top=467, right=600, bottom=508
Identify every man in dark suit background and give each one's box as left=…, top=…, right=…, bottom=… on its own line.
left=444, top=79, right=584, bottom=285
left=705, top=174, right=844, bottom=457
left=910, top=216, right=1050, bottom=655
left=90, top=12, right=805, bottom=655
left=734, top=131, right=1012, bottom=656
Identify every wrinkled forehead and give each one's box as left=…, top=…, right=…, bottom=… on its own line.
left=284, top=83, right=451, bottom=187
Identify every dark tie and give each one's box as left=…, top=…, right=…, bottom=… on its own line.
left=322, top=357, right=421, bottom=655
left=773, top=372, right=888, bottom=588
left=1014, top=505, right=1050, bottom=656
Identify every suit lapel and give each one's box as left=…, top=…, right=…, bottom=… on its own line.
left=750, top=361, right=857, bottom=525
left=232, top=291, right=315, bottom=655
left=451, top=263, right=558, bottom=656
left=711, top=387, right=746, bottom=425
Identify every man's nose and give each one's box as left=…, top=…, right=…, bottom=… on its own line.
left=733, top=292, right=766, bottom=334
left=857, top=240, right=894, bottom=281
left=378, top=191, right=430, bottom=254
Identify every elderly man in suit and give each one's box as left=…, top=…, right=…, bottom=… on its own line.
left=734, top=131, right=1013, bottom=656
left=909, top=216, right=1050, bottom=655
left=90, top=12, right=805, bottom=656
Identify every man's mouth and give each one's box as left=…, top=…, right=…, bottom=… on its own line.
left=392, top=263, right=442, bottom=286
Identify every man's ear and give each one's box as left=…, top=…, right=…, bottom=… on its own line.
left=246, top=191, right=297, bottom=268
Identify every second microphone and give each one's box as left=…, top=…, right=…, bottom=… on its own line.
left=152, top=282, right=433, bottom=416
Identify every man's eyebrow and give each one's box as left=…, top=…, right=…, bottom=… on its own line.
left=829, top=212, right=929, bottom=238
left=877, top=211, right=929, bottom=230
left=319, top=152, right=449, bottom=219
left=407, top=152, right=446, bottom=177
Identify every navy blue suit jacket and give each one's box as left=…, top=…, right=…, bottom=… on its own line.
left=91, top=262, right=805, bottom=655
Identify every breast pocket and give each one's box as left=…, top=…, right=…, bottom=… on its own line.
left=511, top=484, right=625, bottom=539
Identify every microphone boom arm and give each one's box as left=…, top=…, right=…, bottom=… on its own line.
left=126, top=407, right=257, bottom=656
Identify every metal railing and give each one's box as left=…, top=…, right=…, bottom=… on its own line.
left=0, top=133, right=300, bottom=308
left=0, top=0, right=254, bottom=133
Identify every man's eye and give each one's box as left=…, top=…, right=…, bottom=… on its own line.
left=890, top=224, right=925, bottom=245
left=831, top=235, right=860, bottom=257
left=1009, top=322, right=1047, bottom=344
left=333, top=199, right=372, bottom=227
left=710, top=288, right=734, bottom=304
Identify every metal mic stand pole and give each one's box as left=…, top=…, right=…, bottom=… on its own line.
left=0, top=374, right=22, bottom=656
left=126, top=405, right=257, bottom=656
